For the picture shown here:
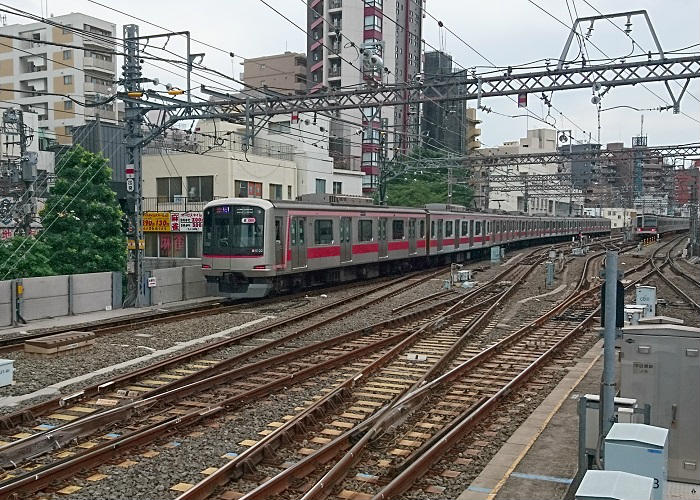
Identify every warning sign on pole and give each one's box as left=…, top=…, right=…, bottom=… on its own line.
left=518, top=93, right=527, bottom=108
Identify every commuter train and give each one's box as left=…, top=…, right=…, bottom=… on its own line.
left=635, top=214, right=690, bottom=237
left=202, top=195, right=611, bottom=298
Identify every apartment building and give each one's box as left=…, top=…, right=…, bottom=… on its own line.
left=477, top=129, right=581, bottom=216
left=0, top=13, right=118, bottom=145
left=241, top=52, right=307, bottom=95
left=306, top=0, right=423, bottom=192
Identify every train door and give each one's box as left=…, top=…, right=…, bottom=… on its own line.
left=378, top=217, right=388, bottom=258
left=291, top=216, right=307, bottom=269
left=469, top=220, right=474, bottom=247
left=275, top=216, right=284, bottom=267
left=408, top=218, right=417, bottom=254
left=340, top=216, right=352, bottom=263
left=437, top=219, right=444, bottom=251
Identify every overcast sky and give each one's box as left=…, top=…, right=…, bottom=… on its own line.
left=6, top=0, right=700, bottom=151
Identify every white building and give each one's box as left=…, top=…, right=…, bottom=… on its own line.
left=0, top=13, right=118, bottom=145
left=479, top=129, right=581, bottom=216
left=140, top=114, right=363, bottom=265
left=583, top=207, right=637, bottom=229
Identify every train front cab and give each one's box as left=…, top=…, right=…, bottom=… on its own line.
left=201, top=200, right=275, bottom=298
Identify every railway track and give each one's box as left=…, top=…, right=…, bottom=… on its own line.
left=656, top=236, right=700, bottom=311
left=0, top=250, right=545, bottom=498
left=175, top=242, right=653, bottom=500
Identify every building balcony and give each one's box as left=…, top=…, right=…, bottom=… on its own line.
left=328, top=20, right=342, bottom=33
left=328, top=66, right=341, bottom=78
left=83, top=56, right=116, bottom=74
left=332, top=156, right=360, bottom=171
left=84, top=107, right=117, bottom=121
left=328, top=43, right=342, bottom=57
left=142, top=196, right=220, bottom=212
left=80, top=34, right=115, bottom=50
left=84, top=81, right=114, bottom=94
left=329, top=0, right=342, bottom=10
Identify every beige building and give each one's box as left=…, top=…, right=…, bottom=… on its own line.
left=476, top=129, right=581, bottom=216
left=0, top=13, right=118, bottom=145
left=241, top=52, right=307, bottom=95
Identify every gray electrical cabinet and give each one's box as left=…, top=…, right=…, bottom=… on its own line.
left=575, top=470, right=653, bottom=500
left=605, top=423, right=668, bottom=500
left=620, top=324, right=700, bottom=483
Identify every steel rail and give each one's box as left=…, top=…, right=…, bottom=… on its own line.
left=179, top=253, right=544, bottom=500
left=0, top=268, right=445, bottom=431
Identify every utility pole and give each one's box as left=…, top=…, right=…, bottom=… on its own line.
left=122, top=24, right=147, bottom=307
left=2, top=108, right=36, bottom=236
left=601, top=251, right=619, bottom=444
left=691, top=169, right=699, bottom=257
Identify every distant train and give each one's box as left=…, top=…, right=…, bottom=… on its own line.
left=635, top=214, right=690, bottom=237
left=201, top=195, right=611, bottom=299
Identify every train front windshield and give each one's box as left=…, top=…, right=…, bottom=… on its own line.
left=203, top=205, right=265, bottom=256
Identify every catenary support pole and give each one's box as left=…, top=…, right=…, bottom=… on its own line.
left=601, top=250, right=618, bottom=441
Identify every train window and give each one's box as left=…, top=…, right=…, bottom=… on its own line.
left=419, top=220, right=425, bottom=238
left=461, top=221, right=468, bottom=236
left=392, top=220, right=405, bottom=240
left=359, top=220, right=373, bottom=241
left=314, top=219, right=334, bottom=245
left=486, top=221, right=491, bottom=233
left=275, top=218, right=282, bottom=242
left=431, top=221, right=436, bottom=238
left=203, top=205, right=265, bottom=256
left=445, top=221, right=453, bottom=237
left=475, top=221, right=481, bottom=235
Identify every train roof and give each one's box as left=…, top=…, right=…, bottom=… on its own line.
left=204, top=197, right=607, bottom=219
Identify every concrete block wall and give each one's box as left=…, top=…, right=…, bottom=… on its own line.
left=0, top=281, right=13, bottom=327
left=70, top=272, right=116, bottom=314
left=22, top=275, right=70, bottom=321
left=182, top=265, right=207, bottom=300
left=149, top=266, right=208, bottom=305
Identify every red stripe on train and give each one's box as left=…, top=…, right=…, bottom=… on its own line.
left=388, top=240, right=409, bottom=251
left=307, top=246, right=341, bottom=259
left=352, top=243, right=379, bottom=254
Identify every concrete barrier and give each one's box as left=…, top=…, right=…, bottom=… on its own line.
left=0, top=281, right=13, bottom=327
left=21, top=275, right=69, bottom=321
left=70, top=272, right=119, bottom=314
left=150, top=267, right=183, bottom=305
left=182, top=265, right=207, bottom=300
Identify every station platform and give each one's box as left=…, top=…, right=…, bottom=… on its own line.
left=458, top=340, right=700, bottom=500
left=0, top=296, right=224, bottom=338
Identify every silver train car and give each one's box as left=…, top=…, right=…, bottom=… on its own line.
left=635, top=214, right=690, bottom=237
left=202, top=196, right=611, bottom=298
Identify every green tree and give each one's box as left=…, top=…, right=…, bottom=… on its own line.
left=40, top=146, right=126, bottom=275
left=0, top=236, right=54, bottom=279
left=381, top=147, right=473, bottom=208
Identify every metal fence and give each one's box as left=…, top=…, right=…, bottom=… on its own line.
left=143, top=132, right=295, bottom=161
left=142, top=196, right=224, bottom=212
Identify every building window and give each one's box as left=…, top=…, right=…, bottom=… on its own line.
left=332, top=181, right=342, bottom=194
left=270, top=183, right=283, bottom=200
left=146, top=232, right=201, bottom=258
left=287, top=185, right=293, bottom=199
left=359, top=220, right=373, bottom=241
left=314, top=219, right=334, bottom=245
left=64, top=100, right=73, bottom=110
left=156, top=177, right=182, bottom=202
left=62, top=50, right=72, bottom=60
left=268, top=121, right=291, bottom=134
left=186, top=176, right=213, bottom=202
left=63, top=74, right=72, bottom=85
left=315, top=178, right=326, bottom=194
left=364, top=0, right=383, bottom=7
left=234, top=180, right=262, bottom=198
left=364, top=15, right=382, bottom=31
left=62, top=24, right=72, bottom=35
left=392, top=219, right=404, bottom=240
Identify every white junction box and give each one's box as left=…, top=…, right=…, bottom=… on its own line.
left=584, top=394, right=640, bottom=451
left=635, top=285, right=657, bottom=317
left=575, top=470, right=653, bottom=500
left=605, top=423, right=669, bottom=500
left=0, top=359, right=14, bottom=387
left=620, top=324, right=700, bottom=483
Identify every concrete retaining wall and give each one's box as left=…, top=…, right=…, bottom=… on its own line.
left=22, top=275, right=70, bottom=321
left=149, top=266, right=207, bottom=305
left=0, top=281, right=13, bottom=327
